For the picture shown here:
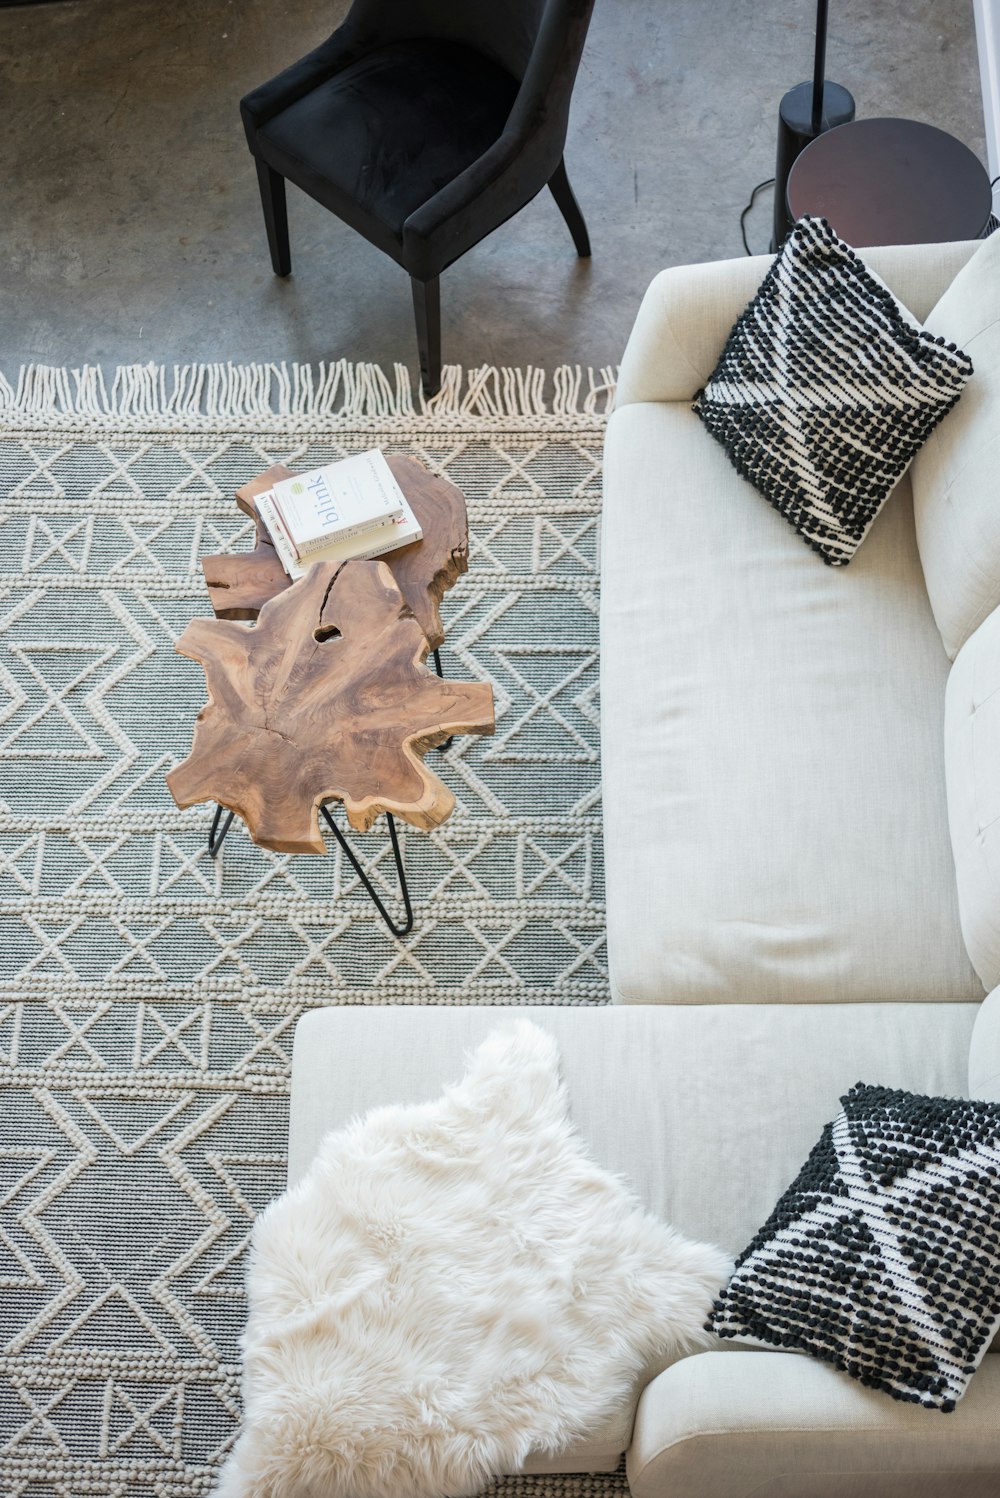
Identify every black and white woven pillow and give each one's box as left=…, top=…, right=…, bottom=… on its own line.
left=693, top=216, right=973, bottom=565
left=709, top=1083, right=1000, bottom=1412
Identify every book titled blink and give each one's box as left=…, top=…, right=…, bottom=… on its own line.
left=255, top=486, right=422, bottom=582
left=271, top=450, right=406, bottom=558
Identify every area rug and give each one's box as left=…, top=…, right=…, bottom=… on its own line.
left=0, top=361, right=622, bottom=1497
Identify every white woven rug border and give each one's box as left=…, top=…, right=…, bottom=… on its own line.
left=0, top=360, right=618, bottom=432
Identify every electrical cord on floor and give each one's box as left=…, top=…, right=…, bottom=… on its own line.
left=740, top=178, right=775, bottom=254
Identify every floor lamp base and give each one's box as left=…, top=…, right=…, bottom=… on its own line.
left=772, top=80, right=855, bottom=250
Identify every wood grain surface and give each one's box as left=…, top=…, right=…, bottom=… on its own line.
left=202, top=455, right=469, bottom=650
left=167, top=559, right=495, bottom=853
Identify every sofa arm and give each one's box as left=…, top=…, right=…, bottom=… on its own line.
left=970, top=986, right=1000, bottom=1102
left=614, top=240, right=980, bottom=411
left=626, top=1351, right=1000, bottom=1498
left=614, top=254, right=771, bottom=408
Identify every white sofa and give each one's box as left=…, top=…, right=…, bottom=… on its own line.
left=287, top=231, right=1000, bottom=1495
left=291, top=999, right=999, bottom=1496
left=603, top=237, right=994, bottom=1009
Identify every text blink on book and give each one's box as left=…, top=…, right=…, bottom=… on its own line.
left=255, top=449, right=423, bottom=580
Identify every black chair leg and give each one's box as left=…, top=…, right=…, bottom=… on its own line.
left=411, top=276, right=442, bottom=397
left=548, top=157, right=591, bottom=258
left=255, top=158, right=291, bottom=277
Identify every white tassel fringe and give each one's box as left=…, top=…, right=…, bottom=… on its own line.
left=0, top=360, right=616, bottom=429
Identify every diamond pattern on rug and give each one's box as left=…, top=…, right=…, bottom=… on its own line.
left=1, top=412, right=608, bottom=1495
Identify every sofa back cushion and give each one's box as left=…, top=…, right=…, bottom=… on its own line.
left=969, top=986, right=1000, bottom=1103
left=911, top=229, right=1000, bottom=659
left=945, top=602, right=1000, bottom=989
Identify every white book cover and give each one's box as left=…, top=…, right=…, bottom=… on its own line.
left=255, top=489, right=422, bottom=581
left=270, top=450, right=406, bottom=557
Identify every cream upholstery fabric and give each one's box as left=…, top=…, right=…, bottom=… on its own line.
left=945, top=605, right=1000, bottom=989
left=969, top=985, right=1000, bottom=1103
left=289, top=1003, right=979, bottom=1473
left=626, top=1351, right=1000, bottom=1498
left=911, top=231, right=1000, bottom=659
left=601, top=400, right=981, bottom=1005
left=614, top=241, right=978, bottom=409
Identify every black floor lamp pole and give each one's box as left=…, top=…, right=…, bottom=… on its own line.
left=810, top=0, right=828, bottom=133
left=771, top=0, right=855, bottom=250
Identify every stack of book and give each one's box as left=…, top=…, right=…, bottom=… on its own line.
left=255, top=449, right=423, bottom=580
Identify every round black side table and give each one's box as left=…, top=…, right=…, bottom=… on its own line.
left=786, top=117, right=993, bottom=247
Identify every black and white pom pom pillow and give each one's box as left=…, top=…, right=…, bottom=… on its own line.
left=709, top=1083, right=1000, bottom=1412
left=693, top=216, right=974, bottom=566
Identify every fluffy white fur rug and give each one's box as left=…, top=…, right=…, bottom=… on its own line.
left=216, top=1021, right=730, bottom=1498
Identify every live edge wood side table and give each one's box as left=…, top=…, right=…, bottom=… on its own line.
left=166, top=457, right=495, bottom=936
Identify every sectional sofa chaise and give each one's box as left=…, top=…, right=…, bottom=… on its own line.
left=288, top=228, right=1000, bottom=1496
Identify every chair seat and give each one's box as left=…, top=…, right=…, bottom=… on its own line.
left=240, top=0, right=595, bottom=392
left=257, top=40, right=520, bottom=257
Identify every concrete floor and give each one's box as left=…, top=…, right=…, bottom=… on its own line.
left=0, top=0, right=988, bottom=384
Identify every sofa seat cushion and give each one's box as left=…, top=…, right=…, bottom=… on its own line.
left=601, top=399, right=982, bottom=1005
left=224, top=1021, right=727, bottom=1498
left=626, top=1350, right=1000, bottom=1498
left=288, top=1003, right=979, bottom=1474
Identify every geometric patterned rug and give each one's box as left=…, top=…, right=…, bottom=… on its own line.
left=0, top=361, right=626, bottom=1495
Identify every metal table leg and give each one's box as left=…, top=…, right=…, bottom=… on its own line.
left=206, top=801, right=413, bottom=938
left=320, top=805, right=414, bottom=938
left=208, top=804, right=235, bottom=857
left=432, top=647, right=454, bottom=752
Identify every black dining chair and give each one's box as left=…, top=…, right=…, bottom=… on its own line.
left=240, top=0, right=596, bottom=395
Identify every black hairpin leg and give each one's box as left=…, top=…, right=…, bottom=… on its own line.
left=208, top=804, right=235, bottom=857
left=432, top=648, right=455, bottom=753
left=320, top=804, right=414, bottom=938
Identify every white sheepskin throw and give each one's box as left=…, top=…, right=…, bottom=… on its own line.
left=216, top=1021, right=730, bottom=1498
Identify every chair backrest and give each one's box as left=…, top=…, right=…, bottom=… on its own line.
left=344, top=0, right=592, bottom=88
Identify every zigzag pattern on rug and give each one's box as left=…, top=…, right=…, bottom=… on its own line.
left=0, top=363, right=617, bottom=1497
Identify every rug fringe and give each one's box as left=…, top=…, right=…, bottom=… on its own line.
left=0, top=360, right=617, bottom=425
